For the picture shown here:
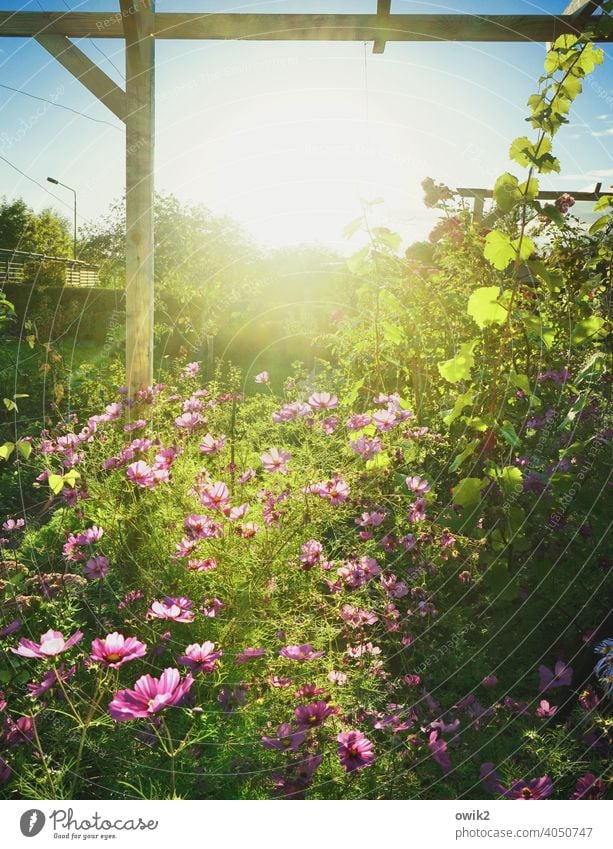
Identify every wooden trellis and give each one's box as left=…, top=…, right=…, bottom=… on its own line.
left=458, top=183, right=613, bottom=222
left=0, top=0, right=610, bottom=396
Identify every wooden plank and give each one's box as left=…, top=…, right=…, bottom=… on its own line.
left=0, top=12, right=610, bottom=42
left=564, top=0, right=603, bottom=21
left=457, top=185, right=611, bottom=201
left=35, top=34, right=126, bottom=122
left=373, top=0, right=392, bottom=54
left=121, top=0, right=155, bottom=397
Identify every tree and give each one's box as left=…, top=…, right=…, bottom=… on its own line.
left=0, top=197, right=71, bottom=257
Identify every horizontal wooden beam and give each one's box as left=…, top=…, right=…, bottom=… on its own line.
left=35, top=34, right=126, bottom=122
left=0, top=12, right=610, bottom=42
left=457, top=184, right=611, bottom=201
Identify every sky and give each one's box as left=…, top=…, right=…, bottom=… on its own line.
left=0, top=1, right=612, bottom=250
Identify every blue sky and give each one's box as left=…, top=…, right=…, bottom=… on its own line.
left=0, top=1, right=611, bottom=248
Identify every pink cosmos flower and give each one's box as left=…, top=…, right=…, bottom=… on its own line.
left=308, top=392, right=338, bottom=410
left=108, top=668, right=194, bottom=721
left=126, top=461, right=156, bottom=489
left=350, top=436, right=383, bottom=460
left=406, top=474, right=431, bottom=494
left=502, top=776, right=554, bottom=800
left=148, top=596, right=195, bottom=623
left=90, top=633, right=147, bottom=668
left=295, top=682, right=326, bottom=699
left=187, top=557, right=217, bottom=573
left=2, top=518, right=25, bottom=531
left=12, top=628, right=83, bottom=659
left=538, top=660, right=573, bottom=691
left=345, top=413, right=372, bottom=431
left=0, top=619, right=21, bottom=638
left=299, top=539, right=323, bottom=569
left=337, top=730, right=374, bottom=772
left=200, top=597, right=224, bottom=617
left=238, top=468, right=256, bottom=484
left=372, top=409, right=397, bottom=431
left=255, top=371, right=269, bottom=384
left=200, top=433, right=226, bottom=455
left=328, top=670, right=348, bottom=685
left=235, top=647, right=265, bottom=663
left=84, top=555, right=109, bottom=580
left=571, top=773, right=605, bottom=800
left=183, top=361, right=200, bottom=378
left=225, top=503, right=249, bottom=522
left=27, top=665, right=76, bottom=699
left=309, top=476, right=350, bottom=504
left=279, top=644, right=325, bottom=661
left=428, top=730, right=452, bottom=774
left=261, top=723, right=306, bottom=751
left=261, top=447, right=292, bottom=474
left=535, top=699, right=557, bottom=718
left=174, top=412, right=204, bottom=430
left=294, top=701, right=339, bottom=730
left=408, top=498, right=427, bottom=522
left=481, top=674, right=498, bottom=688
left=199, top=481, right=230, bottom=510
left=177, top=641, right=222, bottom=673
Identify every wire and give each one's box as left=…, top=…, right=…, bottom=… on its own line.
left=0, top=152, right=75, bottom=213
left=0, top=83, right=122, bottom=129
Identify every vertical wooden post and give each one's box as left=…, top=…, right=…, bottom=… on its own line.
left=122, top=0, right=155, bottom=397
left=473, top=193, right=485, bottom=223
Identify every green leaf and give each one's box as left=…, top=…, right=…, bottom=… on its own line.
left=467, top=286, right=508, bottom=329
left=3, top=398, right=17, bottom=412
left=512, top=234, right=536, bottom=261
left=540, top=204, right=566, bottom=227
left=347, top=246, right=370, bottom=275
left=500, top=421, right=521, bottom=448
left=509, top=371, right=531, bottom=393
left=452, top=477, right=486, bottom=507
left=570, top=316, right=606, bottom=346
left=0, top=442, right=15, bottom=461
left=494, top=466, right=523, bottom=499
left=484, top=231, right=515, bottom=270
left=483, top=561, right=519, bottom=601
left=17, top=441, right=32, bottom=460
left=589, top=215, right=610, bottom=235
left=372, top=227, right=401, bottom=252
left=437, top=340, right=478, bottom=384
left=493, top=172, right=521, bottom=212
left=443, top=392, right=474, bottom=426
left=48, top=474, right=65, bottom=495
left=450, top=439, right=480, bottom=472
left=509, top=136, right=535, bottom=168
left=382, top=322, right=405, bottom=346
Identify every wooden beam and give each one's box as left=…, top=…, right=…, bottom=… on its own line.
left=35, top=34, right=126, bottom=122
left=457, top=184, right=611, bottom=202
left=0, top=12, right=610, bottom=42
left=122, top=0, right=155, bottom=397
left=373, top=1, right=392, bottom=54
left=564, top=0, right=603, bottom=22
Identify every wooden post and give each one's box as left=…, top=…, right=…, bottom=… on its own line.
left=473, top=193, right=485, bottom=223
left=122, top=0, right=155, bottom=397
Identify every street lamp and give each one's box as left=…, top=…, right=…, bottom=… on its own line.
left=47, top=177, right=77, bottom=259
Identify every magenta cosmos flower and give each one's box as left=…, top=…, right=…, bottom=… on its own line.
left=279, top=644, right=325, bottom=661
left=261, top=447, right=292, bottom=474
left=12, top=628, right=83, bottom=659
left=177, top=641, right=222, bottom=673
left=261, top=723, right=307, bottom=751
left=294, top=701, right=339, bottom=730
left=503, top=776, right=554, bottom=799
left=337, top=730, right=375, bottom=772
left=571, top=773, right=605, bottom=800
left=90, top=633, right=147, bottom=668
left=108, top=668, right=194, bottom=721
left=235, top=647, right=265, bottom=664
left=148, top=596, right=195, bottom=623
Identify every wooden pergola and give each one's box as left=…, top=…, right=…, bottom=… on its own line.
left=1, top=1, right=609, bottom=395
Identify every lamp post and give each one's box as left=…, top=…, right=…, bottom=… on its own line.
left=46, top=177, right=77, bottom=259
